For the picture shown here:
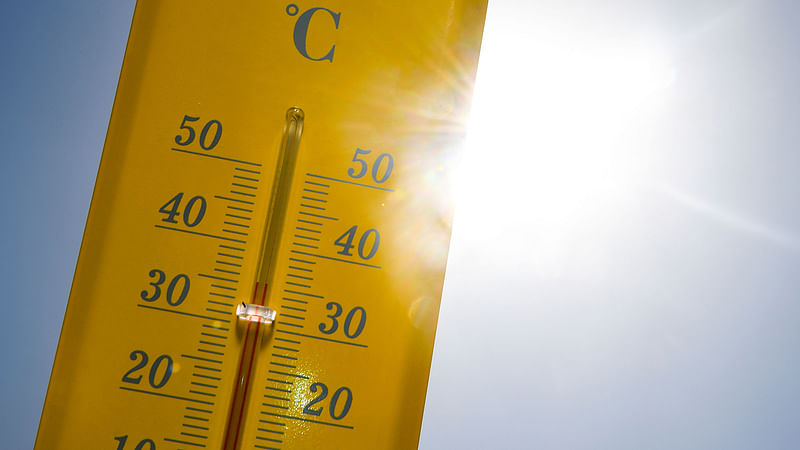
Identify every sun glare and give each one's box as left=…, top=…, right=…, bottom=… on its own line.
left=454, top=27, right=675, bottom=276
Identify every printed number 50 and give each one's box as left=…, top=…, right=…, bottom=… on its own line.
left=347, top=148, right=393, bottom=183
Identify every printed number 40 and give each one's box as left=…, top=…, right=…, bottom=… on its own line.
left=159, top=193, right=206, bottom=227
left=334, top=225, right=379, bottom=260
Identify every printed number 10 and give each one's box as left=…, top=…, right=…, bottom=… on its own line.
left=114, top=435, right=155, bottom=449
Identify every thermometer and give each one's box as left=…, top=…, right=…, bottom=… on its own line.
left=36, top=1, right=486, bottom=448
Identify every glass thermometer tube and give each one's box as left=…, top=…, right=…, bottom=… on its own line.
left=222, top=107, right=305, bottom=449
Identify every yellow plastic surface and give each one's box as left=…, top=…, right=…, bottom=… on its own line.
left=36, top=1, right=486, bottom=448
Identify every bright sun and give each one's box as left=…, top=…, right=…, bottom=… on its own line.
left=453, top=24, right=675, bottom=276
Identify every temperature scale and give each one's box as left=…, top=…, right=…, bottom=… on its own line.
left=36, top=1, right=487, bottom=448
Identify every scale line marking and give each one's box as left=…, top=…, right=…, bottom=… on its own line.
left=263, top=412, right=355, bottom=429
left=288, top=257, right=315, bottom=265
left=182, top=354, right=222, bottom=364
left=307, top=172, right=394, bottom=192
left=214, top=195, right=254, bottom=205
left=267, top=386, right=292, bottom=393
left=274, top=345, right=299, bottom=352
left=137, top=304, right=230, bottom=323
left=290, top=250, right=382, bottom=269
left=287, top=273, right=313, bottom=280
left=119, top=386, right=213, bottom=405
left=193, top=373, right=222, bottom=381
left=280, top=314, right=305, bottom=321
left=184, top=415, right=210, bottom=421
left=217, top=252, right=243, bottom=260
left=163, top=437, right=206, bottom=447
left=185, top=406, right=213, bottom=413
left=268, top=370, right=309, bottom=379
left=210, top=284, right=236, bottom=292
left=181, top=431, right=209, bottom=439
left=226, top=205, right=253, bottom=213
left=299, top=211, right=338, bottom=220
left=297, top=219, right=323, bottom=226
left=189, top=390, right=217, bottom=397
left=223, top=221, right=250, bottom=229
left=154, top=225, right=246, bottom=243
left=260, top=419, right=287, bottom=426
left=270, top=361, right=297, bottom=368
left=198, top=273, right=238, bottom=283
left=200, top=332, right=227, bottom=340
left=275, top=329, right=368, bottom=348
left=208, top=300, right=233, bottom=307
left=304, top=180, right=329, bottom=187
left=283, top=289, right=322, bottom=298
left=171, top=147, right=261, bottom=166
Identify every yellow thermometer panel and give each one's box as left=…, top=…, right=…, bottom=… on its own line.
left=36, top=1, right=486, bottom=449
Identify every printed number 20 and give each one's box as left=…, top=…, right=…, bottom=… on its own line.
left=303, top=383, right=353, bottom=420
left=121, top=350, right=173, bottom=389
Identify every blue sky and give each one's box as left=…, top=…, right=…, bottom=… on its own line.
left=1, top=2, right=135, bottom=449
left=3, top=1, right=800, bottom=448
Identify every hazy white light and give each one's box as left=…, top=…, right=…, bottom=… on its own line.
left=454, top=31, right=675, bottom=277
